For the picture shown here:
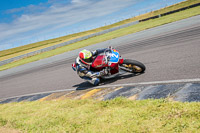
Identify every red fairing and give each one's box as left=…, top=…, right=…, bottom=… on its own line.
left=90, top=49, right=123, bottom=74
left=110, top=64, right=119, bottom=74
left=109, top=62, right=118, bottom=68
left=91, top=55, right=108, bottom=69
left=119, top=58, right=124, bottom=65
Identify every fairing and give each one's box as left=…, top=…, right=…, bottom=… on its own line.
left=91, top=49, right=120, bottom=74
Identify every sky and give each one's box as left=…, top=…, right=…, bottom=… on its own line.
left=0, top=0, right=185, bottom=51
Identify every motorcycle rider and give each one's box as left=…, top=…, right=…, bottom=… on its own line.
left=72, top=48, right=111, bottom=85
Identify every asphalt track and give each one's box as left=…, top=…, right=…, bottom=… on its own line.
left=0, top=15, right=200, bottom=100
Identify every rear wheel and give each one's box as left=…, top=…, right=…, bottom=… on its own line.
left=120, top=59, right=146, bottom=73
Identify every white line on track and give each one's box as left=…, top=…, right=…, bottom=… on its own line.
left=1, top=78, right=200, bottom=101
left=95, top=78, right=200, bottom=88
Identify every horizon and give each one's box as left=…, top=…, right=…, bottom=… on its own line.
left=0, top=0, right=185, bottom=51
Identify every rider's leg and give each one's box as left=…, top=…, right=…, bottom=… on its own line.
left=88, top=78, right=100, bottom=86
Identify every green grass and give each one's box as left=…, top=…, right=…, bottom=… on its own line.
left=0, top=98, right=200, bottom=132
left=0, top=0, right=199, bottom=61
left=0, top=5, right=200, bottom=71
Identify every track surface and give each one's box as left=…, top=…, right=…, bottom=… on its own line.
left=0, top=16, right=200, bottom=99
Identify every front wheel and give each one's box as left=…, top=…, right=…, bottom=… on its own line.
left=120, top=59, right=146, bottom=73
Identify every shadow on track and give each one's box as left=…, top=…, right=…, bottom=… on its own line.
left=73, top=73, right=144, bottom=90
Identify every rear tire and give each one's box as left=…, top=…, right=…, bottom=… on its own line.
left=121, top=59, right=146, bottom=73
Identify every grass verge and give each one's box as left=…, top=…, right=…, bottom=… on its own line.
left=0, top=0, right=199, bottom=61
left=0, top=98, right=200, bottom=132
left=0, top=6, right=200, bottom=71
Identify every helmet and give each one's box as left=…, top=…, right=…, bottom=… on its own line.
left=79, top=49, right=93, bottom=65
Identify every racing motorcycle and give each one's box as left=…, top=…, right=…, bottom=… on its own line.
left=73, top=48, right=146, bottom=82
left=91, top=48, right=146, bottom=79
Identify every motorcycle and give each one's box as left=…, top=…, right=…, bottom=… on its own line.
left=91, top=48, right=146, bottom=80
left=73, top=48, right=146, bottom=83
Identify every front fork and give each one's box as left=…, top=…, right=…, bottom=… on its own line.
left=118, top=58, right=134, bottom=73
left=118, top=58, right=132, bottom=74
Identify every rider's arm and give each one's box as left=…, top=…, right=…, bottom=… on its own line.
left=92, top=48, right=108, bottom=56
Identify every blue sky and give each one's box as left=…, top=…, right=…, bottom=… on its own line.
left=0, top=0, right=185, bottom=51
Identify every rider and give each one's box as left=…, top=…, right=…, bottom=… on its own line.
left=72, top=48, right=112, bottom=85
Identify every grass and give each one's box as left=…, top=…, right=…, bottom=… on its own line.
left=0, top=98, right=200, bottom=132
left=0, top=5, right=200, bottom=71
left=0, top=0, right=199, bottom=61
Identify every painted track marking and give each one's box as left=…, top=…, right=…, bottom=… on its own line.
left=1, top=78, right=200, bottom=101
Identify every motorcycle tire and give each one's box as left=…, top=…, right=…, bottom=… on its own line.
left=121, top=59, right=146, bottom=73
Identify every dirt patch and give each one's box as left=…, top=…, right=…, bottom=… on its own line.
left=0, top=127, right=21, bottom=133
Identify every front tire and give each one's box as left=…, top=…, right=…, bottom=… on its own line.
left=121, top=59, right=146, bottom=73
